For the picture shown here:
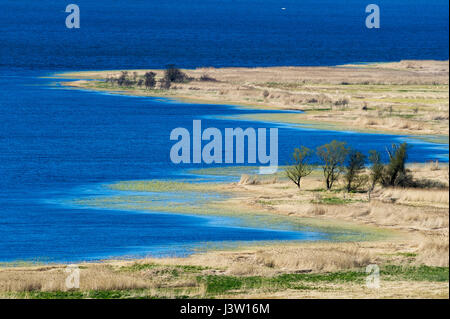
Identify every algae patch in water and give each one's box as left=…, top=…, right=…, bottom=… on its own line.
left=73, top=178, right=394, bottom=243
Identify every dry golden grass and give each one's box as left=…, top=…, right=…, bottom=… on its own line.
left=1, top=241, right=447, bottom=299
left=157, top=242, right=373, bottom=277
left=417, top=234, right=449, bottom=267
left=233, top=281, right=449, bottom=299
left=0, top=240, right=447, bottom=298
left=252, top=244, right=371, bottom=273
left=0, top=264, right=155, bottom=292
left=379, top=188, right=449, bottom=206
left=366, top=201, right=449, bottom=231
left=224, top=165, right=449, bottom=233
left=217, top=164, right=450, bottom=272
left=408, top=163, right=449, bottom=186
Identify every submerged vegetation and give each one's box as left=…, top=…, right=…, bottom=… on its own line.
left=108, top=180, right=223, bottom=193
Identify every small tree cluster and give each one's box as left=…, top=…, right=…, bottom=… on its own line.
left=285, top=141, right=411, bottom=192
left=104, top=65, right=190, bottom=90
left=163, top=64, right=188, bottom=83
left=106, top=71, right=154, bottom=89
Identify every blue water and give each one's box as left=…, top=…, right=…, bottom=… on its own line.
left=0, top=1, right=448, bottom=262
left=0, top=0, right=448, bottom=70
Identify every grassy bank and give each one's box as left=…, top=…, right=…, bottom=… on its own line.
left=2, top=253, right=448, bottom=299
left=57, top=60, right=449, bottom=137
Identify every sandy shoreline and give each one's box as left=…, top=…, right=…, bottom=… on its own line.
left=58, top=60, right=449, bottom=138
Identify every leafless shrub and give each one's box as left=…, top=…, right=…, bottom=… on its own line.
left=199, top=74, right=218, bottom=82
left=334, top=98, right=349, bottom=106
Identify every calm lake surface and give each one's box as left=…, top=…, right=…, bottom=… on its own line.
left=1, top=0, right=448, bottom=70
left=0, top=1, right=448, bottom=262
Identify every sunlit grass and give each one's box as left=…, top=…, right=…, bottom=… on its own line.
left=109, top=180, right=224, bottom=193
left=9, top=265, right=447, bottom=299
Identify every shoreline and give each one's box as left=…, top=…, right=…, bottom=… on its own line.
left=1, top=163, right=448, bottom=298
left=57, top=60, right=449, bottom=139
left=59, top=80, right=450, bottom=144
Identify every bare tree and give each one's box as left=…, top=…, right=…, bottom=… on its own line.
left=285, top=146, right=314, bottom=189
left=368, top=150, right=383, bottom=191
left=344, top=149, right=366, bottom=192
left=317, top=140, right=349, bottom=190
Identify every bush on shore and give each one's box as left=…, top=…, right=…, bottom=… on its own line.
left=286, top=141, right=445, bottom=192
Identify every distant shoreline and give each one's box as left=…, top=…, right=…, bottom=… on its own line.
left=57, top=60, right=449, bottom=139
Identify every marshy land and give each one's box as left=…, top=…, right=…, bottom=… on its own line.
left=1, top=60, right=448, bottom=299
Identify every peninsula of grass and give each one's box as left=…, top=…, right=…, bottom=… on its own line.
left=57, top=60, right=449, bottom=138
